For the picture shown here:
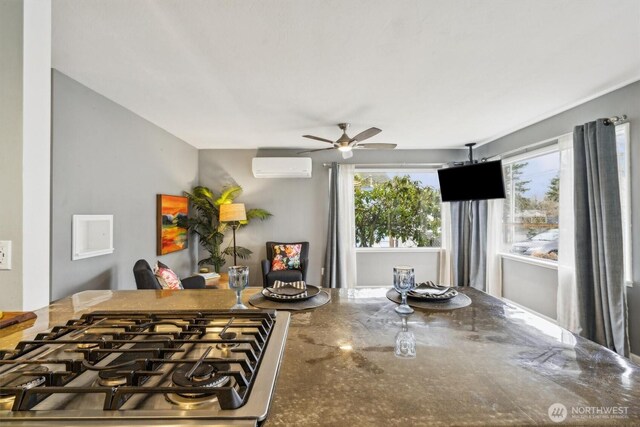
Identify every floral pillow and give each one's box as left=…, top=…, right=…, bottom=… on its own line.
left=153, top=262, right=184, bottom=290
left=271, top=244, right=302, bottom=271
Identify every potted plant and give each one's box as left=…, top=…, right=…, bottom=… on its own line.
left=184, top=185, right=271, bottom=272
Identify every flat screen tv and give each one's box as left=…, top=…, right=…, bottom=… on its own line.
left=437, top=160, right=506, bottom=202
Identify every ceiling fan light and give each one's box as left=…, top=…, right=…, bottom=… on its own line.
left=337, top=146, right=352, bottom=152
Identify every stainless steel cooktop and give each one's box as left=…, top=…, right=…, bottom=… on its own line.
left=0, top=309, right=290, bottom=426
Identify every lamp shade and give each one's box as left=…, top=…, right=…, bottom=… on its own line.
left=219, top=203, right=247, bottom=222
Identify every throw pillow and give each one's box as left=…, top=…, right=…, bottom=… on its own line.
left=153, top=262, right=184, bottom=290
left=271, top=244, right=302, bottom=271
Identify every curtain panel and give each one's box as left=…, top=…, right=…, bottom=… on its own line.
left=573, top=119, right=628, bottom=357
left=323, top=164, right=339, bottom=288
left=556, top=133, right=581, bottom=334
left=439, top=203, right=453, bottom=286
left=451, top=200, right=488, bottom=290
left=323, top=163, right=357, bottom=288
left=485, top=199, right=503, bottom=297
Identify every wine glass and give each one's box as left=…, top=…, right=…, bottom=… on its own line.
left=395, top=314, right=416, bottom=358
left=393, top=265, right=415, bottom=314
left=228, top=266, right=249, bottom=309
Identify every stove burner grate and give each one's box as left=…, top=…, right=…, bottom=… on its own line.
left=0, top=310, right=278, bottom=412
left=216, top=332, right=239, bottom=351
left=172, top=361, right=231, bottom=390
left=0, top=365, right=49, bottom=390
left=0, top=366, right=49, bottom=410
left=98, top=368, right=129, bottom=387
left=164, top=388, right=224, bottom=408
left=165, top=361, right=231, bottom=408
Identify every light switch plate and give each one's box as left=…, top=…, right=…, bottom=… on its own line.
left=0, top=240, right=12, bottom=270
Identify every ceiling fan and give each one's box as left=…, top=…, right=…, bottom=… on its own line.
left=298, top=123, right=397, bottom=159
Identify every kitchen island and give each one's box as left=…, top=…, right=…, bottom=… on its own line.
left=1, top=287, right=638, bottom=425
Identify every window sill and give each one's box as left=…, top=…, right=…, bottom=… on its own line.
left=356, top=247, right=441, bottom=253
left=500, top=254, right=634, bottom=285
left=499, top=252, right=558, bottom=270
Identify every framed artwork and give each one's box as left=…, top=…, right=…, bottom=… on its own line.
left=157, top=194, right=189, bottom=255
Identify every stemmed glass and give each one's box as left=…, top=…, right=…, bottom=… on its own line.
left=395, top=314, right=416, bottom=359
left=393, top=265, right=416, bottom=314
left=228, top=266, right=249, bottom=309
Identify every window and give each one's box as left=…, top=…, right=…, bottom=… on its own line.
left=502, top=147, right=560, bottom=261
left=616, top=123, right=632, bottom=285
left=354, top=170, right=441, bottom=248
left=501, top=124, right=631, bottom=272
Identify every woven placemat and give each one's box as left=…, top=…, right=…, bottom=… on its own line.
left=249, top=290, right=331, bottom=311
left=386, top=288, right=472, bottom=310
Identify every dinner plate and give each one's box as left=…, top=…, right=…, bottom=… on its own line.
left=405, top=282, right=458, bottom=301
left=262, top=284, right=321, bottom=302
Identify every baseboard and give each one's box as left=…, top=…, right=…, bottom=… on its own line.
left=631, top=353, right=640, bottom=365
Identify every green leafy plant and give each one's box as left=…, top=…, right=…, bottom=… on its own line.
left=184, top=185, right=272, bottom=272
left=354, top=174, right=441, bottom=247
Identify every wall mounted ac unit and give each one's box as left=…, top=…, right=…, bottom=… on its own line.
left=252, top=157, right=312, bottom=178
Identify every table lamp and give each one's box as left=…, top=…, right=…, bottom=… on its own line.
left=219, top=203, right=247, bottom=266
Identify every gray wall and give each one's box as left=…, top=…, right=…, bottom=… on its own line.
left=357, top=251, right=440, bottom=287
left=198, top=148, right=460, bottom=288
left=502, top=259, right=558, bottom=320
left=0, top=0, right=24, bottom=310
left=477, top=80, right=640, bottom=355
left=51, top=71, right=199, bottom=300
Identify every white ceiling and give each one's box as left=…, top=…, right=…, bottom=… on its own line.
left=52, top=0, right=640, bottom=150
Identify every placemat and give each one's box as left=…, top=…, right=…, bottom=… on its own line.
left=386, top=289, right=472, bottom=310
left=249, top=290, right=331, bottom=311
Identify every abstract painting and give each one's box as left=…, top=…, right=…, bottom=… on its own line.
left=157, top=194, right=189, bottom=255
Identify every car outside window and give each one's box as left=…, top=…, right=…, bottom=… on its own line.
left=503, top=150, right=560, bottom=261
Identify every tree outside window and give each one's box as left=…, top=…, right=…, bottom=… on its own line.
left=354, top=171, right=441, bottom=248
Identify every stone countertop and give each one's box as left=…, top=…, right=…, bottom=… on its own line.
left=1, top=288, right=638, bottom=425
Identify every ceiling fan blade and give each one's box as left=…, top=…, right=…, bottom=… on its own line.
left=350, top=127, right=382, bottom=143
left=297, top=147, right=336, bottom=154
left=354, top=143, right=397, bottom=150
left=302, top=135, right=335, bottom=144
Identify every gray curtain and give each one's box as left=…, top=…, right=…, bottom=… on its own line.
left=573, top=119, right=629, bottom=357
left=451, top=199, right=487, bottom=290
left=323, top=163, right=340, bottom=288
left=451, top=201, right=469, bottom=286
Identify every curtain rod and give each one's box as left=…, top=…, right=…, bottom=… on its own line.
left=485, top=114, right=628, bottom=161
left=322, top=162, right=444, bottom=168
left=604, top=115, right=627, bottom=125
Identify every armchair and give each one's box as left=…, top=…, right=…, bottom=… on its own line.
left=133, top=259, right=205, bottom=289
left=261, top=241, right=309, bottom=288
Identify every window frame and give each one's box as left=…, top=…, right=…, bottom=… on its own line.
left=499, top=143, right=561, bottom=266
left=353, top=167, right=443, bottom=250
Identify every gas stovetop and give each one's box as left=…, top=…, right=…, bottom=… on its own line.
left=0, top=310, right=290, bottom=426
